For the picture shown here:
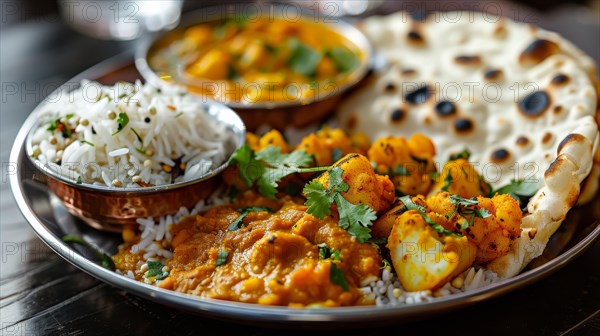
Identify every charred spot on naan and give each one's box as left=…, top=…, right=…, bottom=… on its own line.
left=453, top=118, right=474, bottom=134
left=519, top=39, right=561, bottom=67
left=404, top=84, right=433, bottom=105
left=490, top=148, right=511, bottom=164
left=484, top=69, right=503, bottom=81
left=435, top=101, right=457, bottom=118
left=516, top=136, right=531, bottom=147
left=518, top=91, right=551, bottom=118
left=454, top=55, right=482, bottom=66
left=390, top=108, right=406, bottom=123
left=551, top=74, right=570, bottom=86
left=556, top=133, right=588, bottom=156
left=541, top=132, right=555, bottom=148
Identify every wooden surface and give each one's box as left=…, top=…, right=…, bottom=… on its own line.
left=1, top=5, right=599, bottom=335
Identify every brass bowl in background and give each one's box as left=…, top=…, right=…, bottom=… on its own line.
left=25, top=88, right=245, bottom=232
left=135, top=4, right=372, bottom=131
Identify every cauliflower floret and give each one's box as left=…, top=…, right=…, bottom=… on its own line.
left=431, top=158, right=491, bottom=198
left=368, top=134, right=436, bottom=196
left=387, top=210, right=477, bottom=291
left=297, top=128, right=369, bottom=166
left=426, top=192, right=522, bottom=264
left=314, top=153, right=395, bottom=213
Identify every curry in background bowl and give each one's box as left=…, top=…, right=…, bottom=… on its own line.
left=136, top=6, right=372, bottom=130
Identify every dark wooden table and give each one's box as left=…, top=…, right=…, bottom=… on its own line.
left=1, top=5, right=599, bottom=336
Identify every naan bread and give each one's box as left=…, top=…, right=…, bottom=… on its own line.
left=337, top=12, right=599, bottom=277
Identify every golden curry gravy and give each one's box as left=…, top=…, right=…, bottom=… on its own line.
left=114, top=192, right=381, bottom=307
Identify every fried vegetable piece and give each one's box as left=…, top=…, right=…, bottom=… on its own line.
left=426, top=192, right=522, bottom=264
left=367, top=134, right=436, bottom=196
left=387, top=210, right=477, bottom=291
left=297, top=128, right=369, bottom=166
left=314, top=154, right=395, bottom=214
left=431, top=158, right=491, bottom=198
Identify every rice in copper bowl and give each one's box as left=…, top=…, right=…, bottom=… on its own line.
left=29, top=80, right=235, bottom=188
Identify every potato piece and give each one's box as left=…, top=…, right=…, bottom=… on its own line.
left=431, top=159, right=491, bottom=198
left=296, top=128, right=357, bottom=166
left=315, top=154, right=395, bottom=213
left=387, top=210, right=476, bottom=291
left=426, top=192, right=522, bottom=264
left=187, top=49, right=230, bottom=80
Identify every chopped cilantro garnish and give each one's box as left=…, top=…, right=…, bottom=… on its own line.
left=144, top=261, right=169, bottom=280
left=216, top=249, right=229, bottom=267
left=76, top=176, right=83, bottom=184
left=441, top=173, right=453, bottom=192
left=332, top=148, right=343, bottom=162
left=398, top=195, right=456, bottom=236
left=304, top=167, right=377, bottom=242
left=393, top=165, right=410, bottom=177
left=131, top=128, right=145, bottom=154
left=228, top=206, right=273, bottom=231
left=381, top=259, right=391, bottom=270
left=80, top=140, right=95, bottom=147
left=330, top=263, right=349, bottom=291
left=65, top=113, right=75, bottom=119
left=449, top=149, right=471, bottom=161
left=448, top=195, right=492, bottom=229
left=62, top=234, right=115, bottom=271
left=47, top=119, right=58, bottom=132
left=112, top=112, right=129, bottom=135
left=287, top=38, right=322, bottom=77
left=326, top=47, right=360, bottom=73
left=318, top=243, right=341, bottom=261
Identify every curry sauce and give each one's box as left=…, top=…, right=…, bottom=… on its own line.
left=114, top=192, right=381, bottom=307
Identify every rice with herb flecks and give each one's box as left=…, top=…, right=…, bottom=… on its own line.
left=30, top=80, right=235, bottom=188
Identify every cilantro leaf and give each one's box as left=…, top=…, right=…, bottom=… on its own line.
left=216, top=249, right=229, bottom=267
left=326, top=47, right=360, bottom=73
left=62, top=234, right=115, bottom=271
left=332, top=148, right=343, bottom=162
left=495, top=179, right=539, bottom=198
left=287, top=38, right=322, bottom=77
left=334, top=194, right=376, bottom=243
left=145, top=261, right=169, bottom=280
left=398, top=196, right=456, bottom=236
left=449, top=148, right=471, bottom=161
left=47, top=119, right=58, bottom=132
left=255, top=146, right=313, bottom=199
left=304, top=166, right=377, bottom=242
left=327, top=167, right=349, bottom=194
left=441, top=173, right=453, bottom=192
left=230, top=145, right=264, bottom=187
left=318, top=243, right=341, bottom=261
left=394, top=165, right=410, bottom=176
left=448, top=194, right=492, bottom=229
left=80, top=140, right=95, bottom=147
left=112, top=112, right=129, bottom=135
left=330, top=263, right=349, bottom=291
left=303, top=180, right=331, bottom=219
left=228, top=206, right=273, bottom=231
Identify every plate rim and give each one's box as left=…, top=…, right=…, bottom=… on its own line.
left=9, top=51, right=600, bottom=324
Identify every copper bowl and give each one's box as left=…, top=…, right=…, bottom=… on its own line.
left=135, top=4, right=372, bottom=131
left=25, top=92, right=245, bottom=232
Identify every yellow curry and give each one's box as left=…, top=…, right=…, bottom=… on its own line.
left=148, top=17, right=365, bottom=104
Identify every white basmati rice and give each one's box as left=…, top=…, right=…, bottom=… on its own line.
left=30, top=80, right=235, bottom=188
